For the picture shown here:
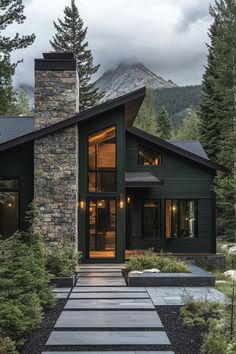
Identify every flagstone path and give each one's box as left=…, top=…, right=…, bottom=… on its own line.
left=43, top=264, right=175, bottom=354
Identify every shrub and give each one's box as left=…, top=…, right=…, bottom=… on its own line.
left=46, top=245, right=82, bottom=277
left=125, top=249, right=190, bottom=273
left=201, top=319, right=229, bottom=354
left=0, top=337, right=17, bottom=354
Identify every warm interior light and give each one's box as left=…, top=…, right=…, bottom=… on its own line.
left=172, top=206, right=176, bottom=211
left=8, top=203, right=12, bottom=208
left=127, top=196, right=131, bottom=204
left=120, top=200, right=124, bottom=208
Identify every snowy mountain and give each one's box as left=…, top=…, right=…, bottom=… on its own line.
left=95, top=62, right=177, bottom=101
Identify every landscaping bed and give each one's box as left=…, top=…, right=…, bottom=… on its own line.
left=20, top=298, right=67, bottom=354
left=157, top=305, right=205, bottom=354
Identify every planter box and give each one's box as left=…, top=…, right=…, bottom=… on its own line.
left=127, top=265, right=215, bottom=287
left=50, top=274, right=76, bottom=287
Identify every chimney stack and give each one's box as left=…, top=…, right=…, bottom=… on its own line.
left=35, top=52, right=79, bottom=129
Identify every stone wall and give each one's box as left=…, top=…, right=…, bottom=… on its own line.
left=34, top=61, right=79, bottom=246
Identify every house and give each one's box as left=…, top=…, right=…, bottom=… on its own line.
left=0, top=53, right=227, bottom=263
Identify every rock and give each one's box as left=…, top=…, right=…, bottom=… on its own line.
left=215, top=280, right=228, bottom=284
left=224, top=270, right=236, bottom=280
left=129, top=271, right=143, bottom=274
left=143, top=268, right=160, bottom=273
left=221, top=243, right=236, bottom=252
left=228, top=246, right=236, bottom=255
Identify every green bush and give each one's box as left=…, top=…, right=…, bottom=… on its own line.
left=0, top=337, right=18, bottom=354
left=201, top=319, right=229, bottom=354
left=125, top=249, right=190, bottom=273
left=0, top=203, right=56, bottom=348
left=46, top=245, right=82, bottom=277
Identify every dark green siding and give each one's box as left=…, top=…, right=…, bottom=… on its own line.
left=78, top=107, right=126, bottom=262
left=125, top=132, right=216, bottom=253
left=0, top=142, right=34, bottom=232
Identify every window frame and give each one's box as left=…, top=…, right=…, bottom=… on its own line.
left=165, top=199, right=198, bottom=239
left=142, top=199, right=161, bottom=239
left=138, top=145, right=162, bottom=167
left=87, top=124, right=117, bottom=194
left=0, top=176, right=20, bottom=239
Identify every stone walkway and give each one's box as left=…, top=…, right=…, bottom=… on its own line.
left=44, top=264, right=174, bottom=354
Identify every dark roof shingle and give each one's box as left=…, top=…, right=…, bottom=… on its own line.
left=0, top=116, right=35, bottom=144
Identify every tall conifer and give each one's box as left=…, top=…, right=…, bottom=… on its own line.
left=50, top=0, right=104, bottom=111
left=134, top=88, right=157, bottom=135
left=156, top=106, right=172, bottom=140
left=0, top=0, right=35, bottom=115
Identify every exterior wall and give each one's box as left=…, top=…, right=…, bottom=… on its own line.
left=125, top=132, right=216, bottom=254
left=34, top=65, right=79, bottom=245
left=78, top=107, right=126, bottom=262
left=0, top=143, right=34, bottom=231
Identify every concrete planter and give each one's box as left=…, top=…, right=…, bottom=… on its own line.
left=50, top=274, right=76, bottom=287
left=127, top=265, right=215, bottom=287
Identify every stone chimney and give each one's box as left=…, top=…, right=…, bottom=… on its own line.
left=34, top=53, right=79, bottom=246
left=35, top=52, right=79, bottom=128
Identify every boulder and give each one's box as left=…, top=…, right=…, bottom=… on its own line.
left=129, top=270, right=143, bottom=274
left=143, top=268, right=160, bottom=273
left=221, top=243, right=236, bottom=252
left=224, top=270, right=236, bottom=280
left=228, top=246, right=236, bottom=255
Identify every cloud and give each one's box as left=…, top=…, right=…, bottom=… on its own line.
left=3, top=0, right=214, bottom=87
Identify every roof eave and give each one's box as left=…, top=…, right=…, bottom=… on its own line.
left=127, top=127, right=229, bottom=173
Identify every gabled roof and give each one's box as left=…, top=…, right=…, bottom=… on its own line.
left=127, top=127, right=228, bottom=173
left=0, top=116, right=35, bottom=144
left=0, top=87, right=146, bottom=152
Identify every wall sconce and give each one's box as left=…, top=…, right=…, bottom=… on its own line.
left=127, top=196, right=131, bottom=204
left=119, top=194, right=125, bottom=209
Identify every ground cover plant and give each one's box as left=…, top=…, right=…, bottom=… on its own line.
left=125, top=249, right=190, bottom=273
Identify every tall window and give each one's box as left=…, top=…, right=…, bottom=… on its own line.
left=165, top=200, right=197, bottom=239
left=143, top=200, right=161, bottom=238
left=138, top=146, right=161, bottom=166
left=88, top=126, right=116, bottom=192
left=0, top=178, right=19, bottom=240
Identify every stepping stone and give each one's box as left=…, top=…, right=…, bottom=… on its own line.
left=53, top=288, right=71, bottom=293
left=55, top=293, right=69, bottom=299
left=46, top=330, right=170, bottom=345
left=43, top=351, right=175, bottom=354
left=72, top=286, right=146, bottom=292
left=79, top=268, right=123, bottom=273
left=54, top=310, right=163, bottom=328
left=65, top=298, right=154, bottom=309
left=70, top=292, right=149, bottom=299
left=78, top=272, right=123, bottom=277
left=76, top=276, right=126, bottom=286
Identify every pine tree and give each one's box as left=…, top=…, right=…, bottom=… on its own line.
left=174, top=109, right=200, bottom=140
left=156, top=106, right=172, bottom=139
left=0, top=0, right=35, bottom=115
left=134, top=88, right=157, bottom=135
left=50, top=0, right=104, bottom=111
left=200, top=0, right=236, bottom=240
left=14, top=90, right=32, bottom=116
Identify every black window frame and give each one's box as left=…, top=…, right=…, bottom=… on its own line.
left=87, top=125, right=117, bottom=194
left=138, top=145, right=162, bottom=167
left=0, top=176, right=20, bottom=239
left=142, top=199, right=161, bottom=239
left=165, top=199, right=198, bottom=239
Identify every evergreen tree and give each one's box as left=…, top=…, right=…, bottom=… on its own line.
left=200, top=0, right=236, bottom=240
left=174, top=109, right=200, bottom=140
left=14, top=90, right=32, bottom=116
left=50, top=0, right=104, bottom=111
left=156, top=106, right=172, bottom=139
left=0, top=0, right=35, bottom=115
left=134, top=88, right=157, bottom=135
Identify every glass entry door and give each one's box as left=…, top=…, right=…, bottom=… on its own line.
left=88, top=199, right=116, bottom=259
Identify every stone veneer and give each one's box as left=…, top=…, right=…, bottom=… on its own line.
left=34, top=58, right=79, bottom=245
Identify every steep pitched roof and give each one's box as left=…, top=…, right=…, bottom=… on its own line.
left=167, top=140, right=209, bottom=160
left=0, top=116, right=35, bottom=144
left=127, top=127, right=228, bottom=173
left=0, top=87, right=146, bottom=152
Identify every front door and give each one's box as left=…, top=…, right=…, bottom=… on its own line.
left=87, top=198, right=117, bottom=260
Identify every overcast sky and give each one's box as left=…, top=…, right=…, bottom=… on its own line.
left=6, top=0, right=214, bottom=87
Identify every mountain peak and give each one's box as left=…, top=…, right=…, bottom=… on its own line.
left=95, top=62, right=177, bottom=101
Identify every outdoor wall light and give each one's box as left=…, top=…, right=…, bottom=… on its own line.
left=80, top=200, right=85, bottom=209
left=127, top=196, right=131, bottom=204
left=119, top=194, right=125, bottom=209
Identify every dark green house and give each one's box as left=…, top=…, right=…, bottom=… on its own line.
left=0, top=53, right=227, bottom=262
